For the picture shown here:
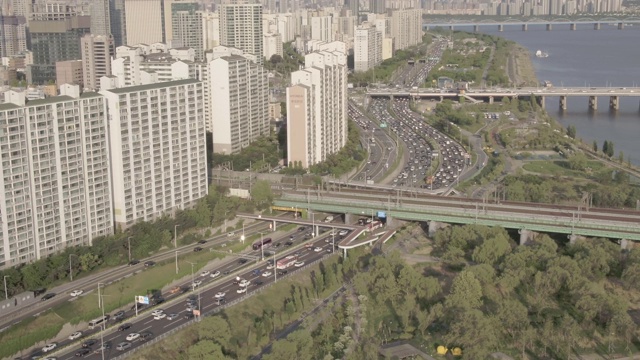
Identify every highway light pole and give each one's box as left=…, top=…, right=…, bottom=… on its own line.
left=273, top=251, right=277, bottom=283
left=241, top=223, right=245, bottom=244
left=3, top=275, right=9, bottom=300
left=186, top=261, right=196, bottom=291
left=69, top=254, right=77, bottom=281
left=260, top=232, right=264, bottom=260
left=127, top=236, right=133, bottom=263
left=174, top=225, right=180, bottom=274
left=332, top=228, right=335, bottom=254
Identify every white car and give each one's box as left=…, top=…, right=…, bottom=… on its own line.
left=237, top=287, right=247, bottom=294
left=154, top=313, right=167, bottom=320
left=214, top=291, right=226, bottom=299
left=262, top=271, right=272, bottom=277
left=338, top=230, right=349, bottom=236
left=151, top=309, right=164, bottom=317
left=68, top=331, right=83, bottom=340
left=125, top=333, right=140, bottom=341
left=192, top=280, right=202, bottom=288
left=239, top=279, right=251, bottom=287
left=69, top=289, right=84, bottom=297
left=314, top=247, right=323, bottom=252
left=210, top=270, right=221, bottom=278
left=294, top=261, right=305, bottom=267
left=42, top=343, right=57, bottom=352
left=266, top=264, right=274, bottom=270
left=200, top=270, right=210, bottom=277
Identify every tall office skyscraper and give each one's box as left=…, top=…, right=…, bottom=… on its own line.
left=207, top=47, right=269, bottom=154
left=81, top=33, right=114, bottom=91
left=219, top=0, right=264, bottom=65
left=354, top=22, right=382, bottom=72
left=89, top=0, right=110, bottom=35
left=286, top=41, right=347, bottom=168
left=100, top=79, right=208, bottom=229
left=0, top=84, right=113, bottom=268
left=109, top=0, right=126, bottom=47
left=171, top=2, right=204, bottom=60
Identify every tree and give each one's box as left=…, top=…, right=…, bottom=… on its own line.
left=621, top=264, right=640, bottom=290
left=566, top=124, right=577, bottom=139
left=592, top=140, right=598, bottom=152
left=251, top=180, right=273, bottom=208
left=187, top=340, right=228, bottom=359
left=472, top=235, right=512, bottom=266
left=568, top=153, right=588, bottom=171
left=445, top=270, right=483, bottom=309
left=198, top=316, right=232, bottom=347
left=269, top=54, right=283, bottom=65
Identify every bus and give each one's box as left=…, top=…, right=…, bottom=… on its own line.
left=277, top=255, right=298, bottom=270
left=252, top=238, right=273, bottom=250
left=89, top=315, right=109, bottom=329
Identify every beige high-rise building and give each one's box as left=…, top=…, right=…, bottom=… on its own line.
left=286, top=41, right=347, bottom=168
left=0, top=15, right=28, bottom=57
left=354, top=22, right=382, bottom=72
left=219, top=1, right=264, bottom=65
left=263, top=32, right=282, bottom=60
left=55, top=59, right=83, bottom=86
left=81, top=34, right=114, bottom=91
left=124, top=0, right=165, bottom=45
left=390, top=9, right=421, bottom=51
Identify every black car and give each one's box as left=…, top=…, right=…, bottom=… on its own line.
left=216, top=297, right=226, bottom=305
left=238, top=259, right=248, bottom=264
left=33, top=288, right=47, bottom=297
left=254, top=280, right=264, bottom=286
left=298, top=226, right=306, bottom=232
left=285, top=241, right=293, bottom=246
left=75, top=348, right=91, bottom=357
left=144, top=261, right=155, bottom=267
left=193, top=247, right=203, bottom=252
left=278, top=270, right=288, bottom=276
left=41, top=293, right=56, bottom=301
left=128, top=259, right=140, bottom=266
left=184, top=312, right=195, bottom=319
left=151, top=297, right=165, bottom=305
left=82, top=339, right=97, bottom=348
left=274, top=242, right=281, bottom=247
left=139, top=332, right=153, bottom=341
left=117, top=323, right=132, bottom=332
left=198, top=240, right=207, bottom=244
left=112, top=310, right=125, bottom=321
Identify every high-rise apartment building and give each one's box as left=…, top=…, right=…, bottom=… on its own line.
left=310, top=15, right=333, bottom=42
left=109, top=0, right=126, bottom=47
left=286, top=41, right=347, bottom=168
left=171, top=2, right=204, bottom=60
left=55, top=59, right=84, bottom=86
left=89, top=0, right=110, bottom=35
left=354, top=22, right=382, bottom=72
left=202, top=11, right=220, bottom=50
left=124, top=0, right=165, bottom=45
left=390, top=9, right=421, bottom=51
left=0, top=84, right=113, bottom=268
left=81, top=34, right=114, bottom=91
left=99, top=78, right=208, bottom=229
left=219, top=1, right=264, bottom=65
left=263, top=32, right=282, bottom=60
left=369, top=0, right=385, bottom=13
left=207, top=46, right=269, bottom=154
left=27, top=16, right=91, bottom=84
left=0, top=15, right=28, bottom=57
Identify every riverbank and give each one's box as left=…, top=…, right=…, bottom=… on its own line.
left=506, top=43, right=539, bottom=87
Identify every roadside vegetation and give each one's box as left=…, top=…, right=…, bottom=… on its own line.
left=209, top=132, right=284, bottom=172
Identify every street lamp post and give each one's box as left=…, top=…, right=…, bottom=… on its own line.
left=174, top=225, right=180, bottom=274
left=187, top=261, right=196, bottom=291
left=3, top=275, right=9, bottom=300
left=332, top=227, right=335, bottom=254
left=310, top=212, right=315, bottom=237
left=97, top=282, right=105, bottom=308
left=127, top=236, right=133, bottom=263
left=224, top=211, right=228, bottom=233
left=69, top=254, right=77, bottom=281
left=273, top=251, right=277, bottom=283
left=260, top=232, right=264, bottom=260
left=241, top=223, right=245, bottom=244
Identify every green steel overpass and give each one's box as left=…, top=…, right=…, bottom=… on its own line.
left=274, top=190, right=640, bottom=246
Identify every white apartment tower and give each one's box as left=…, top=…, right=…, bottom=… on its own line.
left=0, top=85, right=113, bottom=268
left=263, top=32, right=283, bottom=60
left=390, top=9, right=422, bottom=51
left=100, top=79, right=207, bottom=229
left=219, top=1, right=264, bottom=65
left=207, top=48, right=269, bottom=154
left=81, top=34, right=114, bottom=91
left=310, top=16, right=333, bottom=42
left=354, top=22, right=382, bottom=72
left=286, top=41, right=347, bottom=168
left=124, top=0, right=165, bottom=45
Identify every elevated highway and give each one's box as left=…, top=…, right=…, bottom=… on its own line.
left=368, top=87, right=640, bottom=111
left=274, top=189, right=640, bottom=245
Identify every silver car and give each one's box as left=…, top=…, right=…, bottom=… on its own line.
left=116, top=342, right=132, bottom=351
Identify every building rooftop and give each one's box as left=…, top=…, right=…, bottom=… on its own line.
left=81, top=92, right=101, bottom=99
left=106, top=79, right=200, bottom=94
left=0, top=103, right=22, bottom=111
left=27, top=95, right=74, bottom=106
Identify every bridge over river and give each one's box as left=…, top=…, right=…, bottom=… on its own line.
left=423, top=16, right=640, bottom=31
left=368, top=87, right=640, bottom=111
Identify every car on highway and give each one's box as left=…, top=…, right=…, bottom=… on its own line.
left=153, top=313, right=167, bottom=320
left=254, top=280, right=264, bottom=286
left=166, top=313, right=178, bottom=320
left=112, top=310, right=126, bottom=322
left=298, top=226, right=306, bottom=232
left=42, top=343, right=57, bottom=352
left=214, top=291, right=226, bottom=299
left=198, top=240, right=207, bottom=244
left=82, top=339, right=97, bottom=348
left=140, top=331, right=154, bottom=341
left=116, top=342, right=132, bottom=351
left=192, top=280, right=202, bottom=288
left=128, top=259, right=140, bottom=266
left=151, top=309, right=164, bottom=316
left=41, top=293, right=56, bottom=301
left=338, top=230, right=349, bottom=236
left=75, top=348, right=91, bottom=357
left=285, top=241, right=293, bottom=246
left=210, top=270, right=221, bottom=278
left=184, top=312, right=195, bottom=319
left=193, top=247, right=203, bottom=252
left=266, top=263, right=275, bottom=269
left=252, top=269, right=262, bottom=276
left=94, top=342, right=112, bottom=353
left=216, top=297, right=226, bottom=305
left=125, top=333, right=140, bottom=341
left=117, top=323, right=132, bottom=331
left=314, top=247, right=323, bottom=252
left=294, top=261, right=305, bottom=267
left=200, top=270, right=210, bottom=277
left=144, top=261, right=155, bottom=267
left=237, top=287, right=247, bottom=294
left=68, top=331, right=83, bottom=340
left=238, top=279, right=251, bottom=287
left=262, top=271, right=272, bottom=277
left=69, top=290, right=84, bottom=297
left=238, top=258, right=248, bottom=264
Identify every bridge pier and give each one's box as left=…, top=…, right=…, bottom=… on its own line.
left=518, top=229, right=536, bottom=246
left=567, top=233, right=586, bottom=245
left=522, top=24, right=528, bottom=31
left=546, top=24, right=552, bottom=31
left=427, top=221, right=447, bottom=237
left=559, top=96, right=567, bottom=110
left=588, top=96, right=598, bottom=110
left=488, top=96, right=494, bottom=104
left=449, top=25, right=454, bottom=31
left=272, top=220, right=277, bottom=231
left=538, top=95, right=545, bottom=108
left=620, top=239, right=633, bottom=250
left=594, top=23, right=601, bottom=30
left=345, top=213, right=356, bottom=225
left=610, top=96, right=620, bottom=110
left=474, top=25, right=479, bottom=33
left=498, top=24, right=503, bottom=32
left=618, top=22, right=624, bottom=30
left=570, top=23, right=576, bottom=31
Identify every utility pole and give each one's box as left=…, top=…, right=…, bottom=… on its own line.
left=127, top=236, right=133, bottom=263
left=174, top=225, right=180, bottom=274
left=69, top=254, right=77, bottom=281
left=3, top=276, right=9, bottom=300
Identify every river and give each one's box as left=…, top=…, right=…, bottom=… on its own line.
left=455, top=25, right=640, bottom=164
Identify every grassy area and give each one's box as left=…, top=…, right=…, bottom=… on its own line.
left=0, top=249, right=231, bottom=359
left=521, top=160, right=606, bottom=178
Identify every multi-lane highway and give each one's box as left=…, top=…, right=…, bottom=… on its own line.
left=25, top=224, right=346, bottom=360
